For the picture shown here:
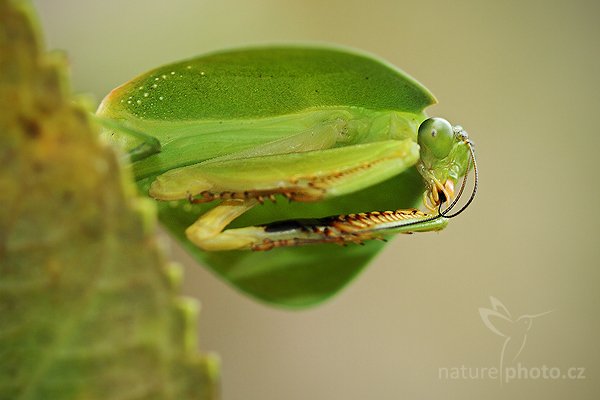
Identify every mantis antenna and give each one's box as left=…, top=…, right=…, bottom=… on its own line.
left=440, top=136, right=478, bottom=218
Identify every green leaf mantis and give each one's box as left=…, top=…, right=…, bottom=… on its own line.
left=96, top=46, right=477, bottom=307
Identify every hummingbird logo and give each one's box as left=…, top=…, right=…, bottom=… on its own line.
left=479, top=296, right=552, bottom=381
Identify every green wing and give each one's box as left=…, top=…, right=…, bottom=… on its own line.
left=101, top=46, right=435, bottom=121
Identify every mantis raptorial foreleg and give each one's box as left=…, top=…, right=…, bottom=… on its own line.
left=150, top=139, right=419, bottom=202
left=178, top=135, right=441, bottom=251
left=186, top=199, right=448, bottom=251
left=147, top=114, right=474, bottom=252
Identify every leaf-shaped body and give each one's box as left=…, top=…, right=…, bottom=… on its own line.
left=98, top=46, right=437, bottom=308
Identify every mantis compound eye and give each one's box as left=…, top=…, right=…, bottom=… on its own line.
left=418, top=117, right=454, bottom=159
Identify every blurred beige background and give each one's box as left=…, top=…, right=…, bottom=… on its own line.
left=33, top=0, right=599, bottom=399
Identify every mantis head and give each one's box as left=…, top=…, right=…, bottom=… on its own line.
left=416, top=117, right=478, bottom=215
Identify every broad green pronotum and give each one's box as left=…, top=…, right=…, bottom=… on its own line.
left=97, top=46, right=477, bottom=306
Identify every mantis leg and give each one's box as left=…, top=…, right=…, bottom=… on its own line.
left=150, top=121, right=426, bottom=251
left=178, top=137, right=441, bottom=251
left=150, top=138, right=420, bottom=203
left=95, top=116, right=161, bottom=162
left=186, top=199, right=448, bottom=251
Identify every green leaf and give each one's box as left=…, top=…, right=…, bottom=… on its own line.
left=0, top=1, right=218, bottom=398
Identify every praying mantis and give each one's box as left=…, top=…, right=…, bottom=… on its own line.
left=96, top=46, right=477, bottom=306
